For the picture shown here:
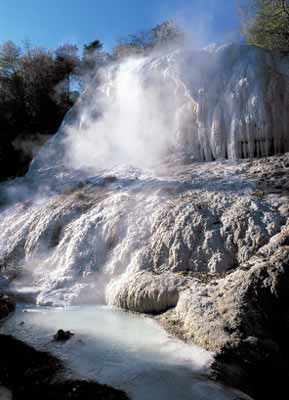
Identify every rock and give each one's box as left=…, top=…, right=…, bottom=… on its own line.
left=0, top=334, right=61, bottom=387
left=0, top=387, right=12, bottom=400
left=13, top=380, right=129, bottom=400
left=0, top=334, right=129, bottom=399
left=106, top=271, right=183, bottom=314
left=27, top=45, right=289, bottom=183
left=0, top=295, right=15, bottom=320
left=53, top=329, right=74, bottom=342
left=0, top=278, right=9, bottom=289
left=2, top=155, right=289, bottom=307
left=1, top=49, right=289, bottom=396
left=0, top=141, right=27, bottom=182
left=103, top=175, right=117, bottom=184
left=159, top=245, right=289, bottom=399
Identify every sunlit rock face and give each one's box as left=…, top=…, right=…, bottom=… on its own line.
left=0, top=44, right=288, bottom=400
left=1, top=158, right=288, bottom=308
left=27, top=44, right=289, bottom=186
left=178, top=45, right=289, bottom=160
left=0, top=44, right=289, bottom=311
left=169, top=43, right=289, bottom=161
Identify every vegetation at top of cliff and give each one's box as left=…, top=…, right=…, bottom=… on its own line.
left=240, top=0, right=289, bottom=52
left=112, top=20, right=184, bottom=60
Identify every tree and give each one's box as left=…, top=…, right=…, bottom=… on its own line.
left=55, top=44, right=80, bottom=103
left=84, top=39, right=103, bottom=55
left=0, top=40, right=80, bottom=179
left=80, top=39, right=110, bottom=87
left=112, top=20, right=184, bottom=60
left=113, top=40, right=144, bottom=60
left=0, top=40, right=80, bottom=140
left=151, top=20, right=185, bottom=48
left=82, top=40, right=103, bottom=74
left=0, top=41, right=21, bottom=76
left=0, top=41, right=26, bottom=138
left=55, top=44, right=79, bottom=73
left=240, top=0, right=289, bottom=52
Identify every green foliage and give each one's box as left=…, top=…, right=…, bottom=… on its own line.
left=241, top=0, right=289, bottom=52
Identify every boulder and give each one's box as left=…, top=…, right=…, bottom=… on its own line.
left=0, top=295, right=15, bottom=320
left=0, top=334, right=129, bottom=399
left=160, top=245, right=289, bottom=399
left=54, top=329, right=74, bottom=342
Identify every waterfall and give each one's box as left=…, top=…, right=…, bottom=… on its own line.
left=0, top=43, right=288, bottom=308
left=28, top=43, right=289, bottom=187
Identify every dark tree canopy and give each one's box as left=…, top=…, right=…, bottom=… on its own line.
left=0, top=41, right=82, bottom=179
left=0, top=42, right=80, bottom=138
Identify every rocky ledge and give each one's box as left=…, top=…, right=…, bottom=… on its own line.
left=159, top=237, right=289, bottom=399
left=0, top=334, right=129, bottom=400
left=0, top=298, right=128, bottom=399
left=1, top=152, right=289, bottom=399
left=103, top=153, right=289, bottom=399
left=0, top=295, right=15, bottom=320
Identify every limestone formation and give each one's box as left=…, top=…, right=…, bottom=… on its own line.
left=1, top=44, right=289, bottom=399
left=22, top=44, right=289, bottom=190
left=0, top=154, right=288, bottom=309
left=106, top=271, right=182, bottom=313
left=174, top=45, right=289, bottom=161
left=159, top=235, right=289, bottom=399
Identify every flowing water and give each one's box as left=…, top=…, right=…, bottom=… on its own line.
left=1, top=44, right=284, bottom=400
left=1, top=304, right=251, bottom=400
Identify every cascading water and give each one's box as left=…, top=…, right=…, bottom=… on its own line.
left=0, top=43, right=288, bottom=400
left=22, top=43, right=289, bottom=184
left=0, top=43, right=288, bottom=307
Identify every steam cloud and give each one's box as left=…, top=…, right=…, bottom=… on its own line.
left=63, top=55, right=180, bottom=174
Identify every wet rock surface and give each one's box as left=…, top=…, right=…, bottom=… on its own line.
left=245, top=153, right=289, bottom=196
left=0, top=295, right=15, bottom=320
left=2, top=154, right=289, bottom=307
left=1, top=152, right=289, bottom=398
left=13, top=380, right=129, bottom=400
left=0, top=295, right=128, bottom=400
left=159, top=243, right=289, bottom=399
left=0, top=386, right=11, bottom=400
left=0, top=334, right=129, bottom=399
left=1, top=43, right=289, bottom=400
left=0, top=334, right=61, bottom=387
left=54, top=329, right=75, bottom=342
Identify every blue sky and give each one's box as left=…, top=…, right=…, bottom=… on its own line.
left=0, top=1, right=241, bottom=52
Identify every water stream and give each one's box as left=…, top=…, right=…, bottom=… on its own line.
left=1, top=305, right=250, bottom=400
left=1, top=45, right=279, bottom=400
